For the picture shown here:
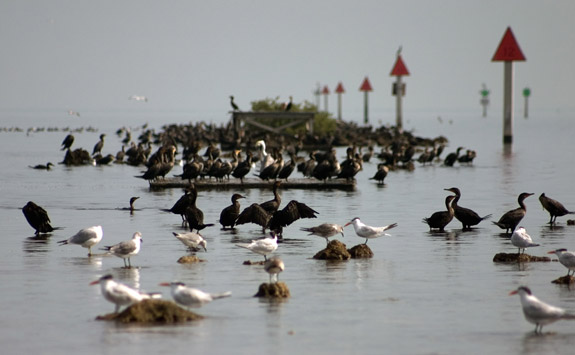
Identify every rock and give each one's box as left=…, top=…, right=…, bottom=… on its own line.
left=95, top=299, right=203, bottom=323
left=551, top=275, right=575, bottom=284
left=177, top=255, right=205, bottom=264
left=243, top=260, right=265, bottom=265
left=492, top=253, right=551, bottom=263
left=348, top=244, right=374, bottom=258
left=567, top=219, right=575, bottom=226
left=254, top=282, right=290, bottom=298
left=313, top=240, right=351, bottom=260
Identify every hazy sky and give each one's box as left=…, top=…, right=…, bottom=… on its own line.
left=1, top=1, right=574, bottom=122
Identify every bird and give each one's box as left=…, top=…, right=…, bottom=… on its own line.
left=128, top=196, right=139, bottom=213
left=236, top=233, right=278, bottom=261
left=22, top=201, right=55, bottom=235
left=422, top=195, right=456, bottom=232
left=162, top=187, right=195, bottom=226
left=369, top=164, right=389, bottom=185
left=172, top=232, right=207, bottom=252
left=92, top=134, right=106, bottom=156
left=60, top=134, right=74, bottom=150
left=284, top=96, right=293, bottom=111
left=159, top=282, right=231, bottom=309
left=547, top=249, right=575, bottom=277
left=90, top=274, right=160, bottom=314
left=129, top=95, right=148, bottom=102
left=268, top=200, right=319, bottom=236
left=255, top=140, right=275, bottom=174
left=539, top=193, right=574, bottom=224
left=259, top=181, right=282, bottom=214
left=444, top=147, right=464, bottom=166
left=300, top=223, right=344, bottom=244
left=58, top=225, right=103, bottom=256
left=509, top=286, right=575, bottom=334
left=444, top=187, right=492, bottom=230
left=101, top=232, right=142, bottom=268
left=229, top=95, right=239, bottom=111
left=184, top=185, right=215, bottom=233
left=510, top=227, right=539, bottom=254
left=29, top=162, right=54, bottom=170
left=219, top=193, right=245, bottom=229
left=344, top=217, right=398, bottom=244
left=67, top=109, right=80, bottom=117
left=493, top=192, right=534, bottom=234
left=264, top=257, right=285, bottom=283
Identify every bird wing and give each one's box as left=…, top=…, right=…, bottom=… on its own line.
left=111, top=240, right=137, bottom=255
left=235, top=204, right=271, bottom=227
left=269, top=200, right=319, bottom=229
left=70, top=229, right=97, bottom=244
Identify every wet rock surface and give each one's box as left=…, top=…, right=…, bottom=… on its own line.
left=95, top=299, right=203, bottom=323
left=492, top=253, right=551, bottom=263
left=313, top=240, right=351, bottom=260
left=551, top=275, right=575, bottom=284
left=348, top=244, right=374, bottom=258
left=254, top=282, right=290, bottom=298
left=177, top=255, right=205, bottom=264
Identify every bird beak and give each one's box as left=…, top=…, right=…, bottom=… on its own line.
left=547, top=251, right=556, bottom=255
left=158, top=282, right=171, bottom=287
left=509, top=290, right=518, bottom=296
left=344, top=222, right=351, bottom=227
left=89, top=280, right=100, bottom=286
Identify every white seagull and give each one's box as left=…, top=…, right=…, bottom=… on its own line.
left=159, top=282, right=231, bottom=309
left=510, top=227, right=539, bottom=254
left=236, top=233, right=278, bottom=261
left=344, top=217, right=398, bottom=244
left=102, top=232, right=142, bottom=268
left=300, top=223, right=344, bottom=244
left=58, top=225, right=103, bottom=256
left=548, top=248, right=575, bottom=276
left=264, top=256, right=285, bottom=283
left=510, top=286, right=575, bottom=333
left=90, top=274, right=160, bottom=314
left=172, top=232, right=207, bottom=252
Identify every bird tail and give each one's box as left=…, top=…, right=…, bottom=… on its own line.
left=235, top=243, right=250, bottom=249
left=300, top=227, right=312, bottom=233
left=481, top=214, right=493, bottom=221
left=211, top=291, right=232, bottom=300
left=492, top=221, right=505, bottom=229
left=100, top=246, right=113, bottom=251
left=561, top=313, right=575, bottom=320
left=57, top=239, right=68, bottom=246
left=385, top=223, right=398, bottom=231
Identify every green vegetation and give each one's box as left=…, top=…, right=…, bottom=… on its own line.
left=250, top=97, right=338, bottom=135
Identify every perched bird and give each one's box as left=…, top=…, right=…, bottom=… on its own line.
left=61, top=134, right=74, bottom=150
left=92, top=134, right=106, bottom=156
left=422, top=195, right=456, bottom=232
left=236, top=233, right=278, bottom=261
left=159, top=282, right=231, bottom=309
left=509, top=286, right=575, bottom=334
left=510, top=227, right=539, bottom=254
left=547, top=249, right=575, bottom=277
left=58, top=225, right=103, bottom=256
left=22, top=201, right=55, bottom=235
left=101, top=232, right=142, bottom=268
left=539, top=193, right=574, bottom=225
left=229, top=95, right=239, bottom=111
left=172, top=232, right=207, bottom=252
left=162, top=188, right=195, bottom=226
left=345, top=217, right=398, bottom=244
left=264, top=257, right=285, bottom=283
left=444, top=147, right=464, bottom=166
left=255, top=140, right=275, bottom=174
left=219, top=193, right=245, bottom=230
left=184, top=186, right=215, bottom=233
left=29, top=162, right=54, bottom=170
left=493, top=192, right=533, bottom=234
left=284, top=96, right=293, bottom=111
left=369, top=164, right=389, bottom=185
left=268, top=200, right=319, bottom=236
left=301, top=223, right=344, bottom=244
left=90, top=274, right=160, bottom=314
left=444, top=187, right=492, bottom=230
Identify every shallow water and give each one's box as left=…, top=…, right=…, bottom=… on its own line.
left=1, top=108, right=575, bottom=354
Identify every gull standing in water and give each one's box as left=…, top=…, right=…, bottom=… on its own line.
left=300, top=223, right=344, bottom=244
left=510, top=286, right=575, bottom=334
left=172, top=232, right=207, bottom=252
left=264, top=257, right=285, bottom=283
left=548, top=249, right=575, bottom=277
left=510, top=227, right=539, bottom=255
left=344, top=217, right=398, bottom=244
left=102, top=232, right=142, bottom=268
left=236, top=233, right=278, bottom=261
left=159, top=282, right=231, bottom=309
left=90, top=274, right=160, bottom=314
left=58, top=225, right=103, bottom=256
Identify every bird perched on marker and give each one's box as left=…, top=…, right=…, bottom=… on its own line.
left=90, top=274, right=161, bottom=314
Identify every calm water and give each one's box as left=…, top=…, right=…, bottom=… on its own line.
left=1, top=108, right=575, bottom=354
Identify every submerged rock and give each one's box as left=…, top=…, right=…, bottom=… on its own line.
left=243, top=260, right=266, bottom=265
left=177, top=255, right=205, bottom=264
left=313, top=240, right=351, bottom=260
left=348, top=244, right=374, bottom=258
left=254, top=282, right=290, bottom=298
left=95, top=299, right=203, bottom=323
left=551, top=275, right=575, bottom=285
left=567, top=219, right=575, bottom=226
left=492, top=253, right=551, bottom=263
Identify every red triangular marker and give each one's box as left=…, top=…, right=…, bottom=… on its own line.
left=390, top=55, right=410, bottom=76
left=492, top=27, right=526, bottom=62
left=335, top=82, right=345, bottom=94
left=359, top=77, right=373, bottom=92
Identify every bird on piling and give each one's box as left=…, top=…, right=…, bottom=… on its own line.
left=509, top=286, right=575, bottom=334
left=284, top=96, right=293, bottom=111
left=160, top=282, right=231, bottom=310
left=539, top=193, right=574, bottom=225
left=230, top=95, right=239, bottom=111
left=548, top=249, right=575, bottom=277
left=510, top=227, right=539, bottom=255
left=172, top=232, right=207, bottom=252
left=422, top=195, right=456, bottom=232
left=90, top=274, right=160, bottom=314
left=444, top=187, right=492, bottom=230
left=301, top=223, right=344, bottom=244
left=219, top=193, right=245, bottom=229
left=22, top=201, right=55, bottom=235
left=101, top=232, right=142, bottom=268
left=58, top=225, right=103, bottom=256
left=264, top=257, right=285, bottom=283
left=443, top=146, right=464, bottom=166
left=236, top=233, right=278, bottom=261
left=493, top=193, right=533, bottom=234
left=345, top=217, right=398, bottom=244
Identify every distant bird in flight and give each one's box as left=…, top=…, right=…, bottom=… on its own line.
left=129, top=95, right=148, bottom=102
left=68, top=110, right=80, bottom=117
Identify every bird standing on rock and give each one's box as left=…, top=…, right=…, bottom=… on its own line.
left=264, top=257, right=285, bottom=283
left=345, top=217, right=398, bottom=244
left=90, top=274, right=160, bottom=314
left=510, top=227, right=539, bottom=255
left=301, top=223, right=344, bottom=244
left=548, top=249, right=575, bottom=277
left=160, top=282, right=231, bottom=310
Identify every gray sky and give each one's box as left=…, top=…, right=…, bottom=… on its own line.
left=1, top=0, right=574, bottom=122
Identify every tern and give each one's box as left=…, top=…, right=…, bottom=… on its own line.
left=344, top=217, right=398, bottom=244
left=101, top=232, right=142, bottom=268
left=90, top=274, right=160, bottom=314
left=172, top=232, right=207, bottom=252
left=548, top=249, right=575, bottom=276
left=264, top=256, right=285, bottom=283
left=510, top=227, right=539, bottom=255
left=159, top=282, right=231, bottom=309
left=58, top=225, right=103, bottom=256
left=236, top=233, right=278, bottom=261
left=510, top=286, right=575, bottom=334
left=300, top=223, right=344, bottom=244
